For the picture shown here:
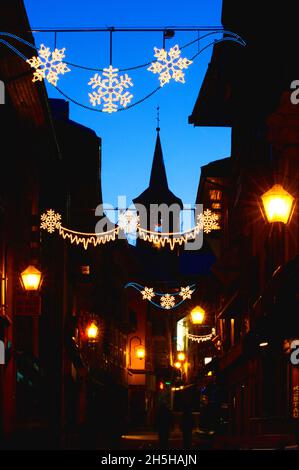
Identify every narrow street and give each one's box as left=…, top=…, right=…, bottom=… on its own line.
left=1, top=0, right=299, bottom=461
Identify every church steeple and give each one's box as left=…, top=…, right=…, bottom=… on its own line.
left=149, top=130, right=169, bottom=189
left=133, top=128, right=183, bottom=209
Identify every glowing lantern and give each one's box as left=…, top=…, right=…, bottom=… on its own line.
left=20, top=265, right=43, bottom=291
left=177, top=352, right=186, bottom=362
left=261, top=184, right=294, bottom=224
left=174, top=361, right=182, bottom=369
left=190, top=306, right=205, bottom=325
left=86, top=322, right=99, bottom=341
left=135, top=345, right=145, bottom=360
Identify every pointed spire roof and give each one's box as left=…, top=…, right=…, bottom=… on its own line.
left=133, top=129, right=183, bottom=208
left=149, top=130, right=169, bottom=189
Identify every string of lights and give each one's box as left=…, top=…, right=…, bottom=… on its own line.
left=40, top=209, right=220, bottom=251
left=187, top=330, right=216, bottom=342
left=0, top=29, right=245, bottom=113
left=125, top=282, right=197, bottom=310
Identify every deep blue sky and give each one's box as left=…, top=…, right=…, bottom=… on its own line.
left=24, top=0, right=231, bottom=211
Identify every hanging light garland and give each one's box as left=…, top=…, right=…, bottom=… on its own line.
left=26, top=43, right=70, bottom=86
left=0, top=30, right=246, bottom=114
left=147, top=44, right=193, bottom=86
left=187, top=329, right=216, bottom=343
left=88, top=66, right=133, bottom=113
left=125, top=282, right=196, bottom=310
left=40, top=208, right=220, bottom=250
left=40, top=209, right=119, bottom=249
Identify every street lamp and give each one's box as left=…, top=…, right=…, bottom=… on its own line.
left=135, top=344, right=145, bottom=360
left=20, top=265, right=43, bottom=292
left=177, top=352, right=186, bottom=362
left=129, top=336, right=145, bottom=366
left=190, top=306, right=205, bottom=325
left=86, top=321, right=99, bottom=342
left=174, top=361, right=182, bottom=369
left=261, top=184, right=295, bottom=224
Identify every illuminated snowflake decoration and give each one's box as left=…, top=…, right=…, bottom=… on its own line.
left=26, top=44, right=70, bottom=86
left=88, top=66, right=133, bottom=113
left=160, top=294, right=175, bottom=309
left=179, top=286, right=194, bottom=300
left=141, top=287, right=155, bottom=301
left=197, top=209, right=220, bottom=234
left=147, top=45, right=193, bottom=87
left=118, top=210, right=139, bottom=234
left=40, top=209, right=62, bottom=233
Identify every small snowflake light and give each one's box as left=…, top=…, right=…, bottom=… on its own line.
left=141, top=287, right=155, bottom=301
left=179, top=286, right=194, bottom=300
left=198, top=209, right=220, bottom=234
left=26, top=44, right=70, bottom=86
left=147, top=45, right=193, bottom=87
left=118, top=210, right=139, bottom=234
left=160, top=294, right=175, bottom=309
left=88, top=66, right=133, bottom=113
left=40, top=209, right=61, bottom=233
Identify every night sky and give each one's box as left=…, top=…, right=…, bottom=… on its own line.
left=24, top=0, right=231, bottom=215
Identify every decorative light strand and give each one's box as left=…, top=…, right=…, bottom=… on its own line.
left=40, top=209, right=119, bottom=249
left=88, top=65, right=134, bottom=113
left=0, top=30, right=246, bottom=114
left=125, top=282, right=196, bottom=310
left=147, top=44, right=193, bottom=86
left=26, top=43, right=70, bottom=86
left=187, top=329, right=216, bottom=343
left=40, top=209, right=219, bottom=250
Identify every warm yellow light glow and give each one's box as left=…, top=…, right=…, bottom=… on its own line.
left=160, top=294, right=175, bottom=309
left=190, top=306, right=205, bottom=324
left=174, top=361, right=182, bottom=369
left=187, top=330, right=215, bottom=343
left=197, top=209, right=220, bottom=233
left=147, top=45, right=193, bottom=86
left=88, top=66, right=133, bottom=113
left=261, top=184, right=294, bottom=224
left=135, top=345, right=145, bottom=359
left=179, top=285, right=194, bottom=300
left=40, top=210, right=119, bottom=249
left=41, top=208, right=220, bottom=251
left=138, top=224, right=201, bottom=250
left=20, top=265, right=42, bottom=291
left=86, top=322, right=99, bottom=341
left=27, top=44, right=70, bottom=86
left=141, top=287, right=155, bottom=301
left=177, top=352, right=186, bottom=361
left=259, top=342, right=268, bottom=348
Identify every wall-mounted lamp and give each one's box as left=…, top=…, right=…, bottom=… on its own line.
left=129, top=335, right=145, bottom=368
left=261, top=184, right=295, bottom=224
left=190, top=306, right=205, bottom=325
left=20, top=265, right=43, bottom=292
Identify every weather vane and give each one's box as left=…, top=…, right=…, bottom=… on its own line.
left=156, top=105, right=160, bottom=131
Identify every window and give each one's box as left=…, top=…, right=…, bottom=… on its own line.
left=209, top=189, right=222, bottom=201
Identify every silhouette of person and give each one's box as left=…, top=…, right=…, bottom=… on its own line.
left=157, top=402, right=172, bottom=449
left=181, top=405, right=194, bottom=449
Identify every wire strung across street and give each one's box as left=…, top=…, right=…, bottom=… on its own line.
left=0, top=29, right=245, bottom=113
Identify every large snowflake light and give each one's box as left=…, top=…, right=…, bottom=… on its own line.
left=40, top=209, right=61, bottom=233
left=147, top=45, right=193, bottom=87
left=179, top=286, right=194, bottom=300
left=26, top=44, right=70, bottom=86
left=160, top=294, right=175, bottom=310
left=118, top=210, right=139, bottom=234
left=198, top=209, right=220, bottom=234
left=88, top=66, right=133, bottom=113
left=141, top=287, right=155, bottom=301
